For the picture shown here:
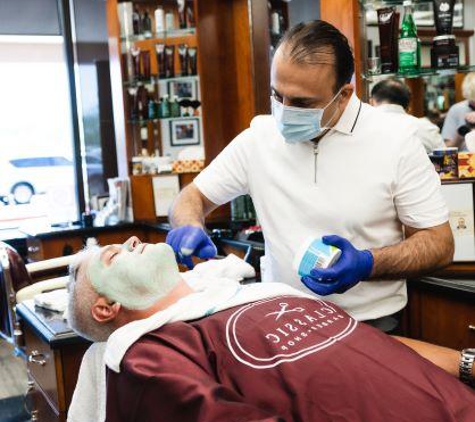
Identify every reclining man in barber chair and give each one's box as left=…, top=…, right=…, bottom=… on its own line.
left=67, top=236, right=475, bottom=422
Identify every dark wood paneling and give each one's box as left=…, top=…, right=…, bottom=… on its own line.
left=407, top=284, right=475, bottom=350
left=31, top=380, right=63, bottom=422
left=130, top=175, right=156, bottom=221
left=320, top=0, right=362, bottom=96
left=196, top=0, right=256, bottom=164
left=249, top=0, right=272, bottom=115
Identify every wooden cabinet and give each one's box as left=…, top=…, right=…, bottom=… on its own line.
left=22, top=323, right=90, bottom=421
left=406, top=279, right=475, bottom=350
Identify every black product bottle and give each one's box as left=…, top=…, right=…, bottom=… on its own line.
left=132, top=7, right=141, bottom=36
left=142, top=11, right=152, bottom=38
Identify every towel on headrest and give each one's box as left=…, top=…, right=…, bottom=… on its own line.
left=190, top=254, right=256, bottom=281
left=34, top=288, right=68, bottom=313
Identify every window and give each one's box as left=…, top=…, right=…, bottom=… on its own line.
left=0, top=36, right=79, bottom=226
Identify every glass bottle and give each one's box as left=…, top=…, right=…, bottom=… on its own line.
left=398, top=0, right=420, bottom=74
left=142, top=11, right=152, bottom=39
left=160, top=95, right=171, bottom=118
left=170, top=96, right=181, bottom=118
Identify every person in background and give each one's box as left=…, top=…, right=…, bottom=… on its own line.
left=442, top=72, right=475, bottom=150
left=370, top=78, right=445, bottom=153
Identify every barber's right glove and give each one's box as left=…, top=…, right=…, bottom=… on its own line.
left=166, top=225, right=217, bottom=269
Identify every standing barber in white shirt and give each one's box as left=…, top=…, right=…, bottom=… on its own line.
left=369, top=78, right=445, bottom=153
left=167, top=20, right=454, bottom=330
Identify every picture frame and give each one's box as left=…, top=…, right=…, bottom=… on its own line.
left=168, top=79, right=197, bottom=99
left=169, top=118, right=201, bottom=146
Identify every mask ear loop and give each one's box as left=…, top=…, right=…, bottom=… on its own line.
left=321, top=88, right=344, bottom=130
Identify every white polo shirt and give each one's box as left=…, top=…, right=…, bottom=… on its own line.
left=194, top=94, right=449, bottom=321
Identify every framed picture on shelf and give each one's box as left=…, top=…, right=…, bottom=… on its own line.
left=169, top=118, right=201, bottom=146
left=168, top=79, right=197, bottom=99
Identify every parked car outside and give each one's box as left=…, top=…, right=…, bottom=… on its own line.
left=0, top=156, right=74, bottom=204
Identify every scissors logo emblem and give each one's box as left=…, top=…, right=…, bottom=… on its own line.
left=265, top=302, right=305, bottom=321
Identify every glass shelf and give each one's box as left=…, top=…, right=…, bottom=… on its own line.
left=359, top=0, right=431, bottom=9
left=124, top=75, right=199, bottom=87
left=129, top=115, right=201, bottom=124
left=121, top=28, right=196, bottom=43
left=362, top=64, right=475, bottom=82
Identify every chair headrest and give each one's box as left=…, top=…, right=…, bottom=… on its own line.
left=0, top=242, right=33, bottom=292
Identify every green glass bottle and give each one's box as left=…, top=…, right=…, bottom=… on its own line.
left=398, top=0, right=421, bottom=74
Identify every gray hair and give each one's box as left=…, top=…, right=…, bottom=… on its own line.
left=67, top=247, right=115, bottom=342
left=462, top=72, right=475, bottom=102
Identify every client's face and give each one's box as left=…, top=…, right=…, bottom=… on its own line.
left=87, top=237, right=180, bottom=310
left=90, top=237, right=171, bottom=279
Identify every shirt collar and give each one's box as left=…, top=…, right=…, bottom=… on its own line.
left=332, top=93, right=362, bottom=135
left=377, top=103, right=406, bottom=115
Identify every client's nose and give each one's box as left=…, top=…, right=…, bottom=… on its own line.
left=123, top=236, right=141, bottom=251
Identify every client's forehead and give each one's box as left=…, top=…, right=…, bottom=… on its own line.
left=74, top=248, right=100, bottom=281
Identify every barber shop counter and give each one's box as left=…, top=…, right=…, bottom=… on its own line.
left=15, top=276, right=475, bottom=422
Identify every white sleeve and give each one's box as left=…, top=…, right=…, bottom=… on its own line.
left=441, top=105, right=460, bottom=142
left=393, top=136, right=449, bottom=229
left=416, top=118, right=445, bottom=153
left=194, top=129, right=252, bottom=205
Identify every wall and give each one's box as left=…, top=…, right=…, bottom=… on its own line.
left=288, top=0, right=320, bottom=26
left=465, top=0, right=475, bottom=63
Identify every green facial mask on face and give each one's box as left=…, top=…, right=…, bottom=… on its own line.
left=87, top=243, right=181, bottom=310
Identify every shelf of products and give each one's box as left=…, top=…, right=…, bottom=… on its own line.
left=362, top=64, right=475, bottom=82
left=120, top=28, right=196, bottom=42
left=360, top=0, right=432, bottom=9
left=129, top=115, right=202, bottom=124
left=116, top=0, right=203, bottom=172
left=358, top=0, right=473, bottom=122
left=124, top=75, right=199, bottom=87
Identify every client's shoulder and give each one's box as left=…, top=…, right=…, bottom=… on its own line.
left=120, top=321, right=210, bottom=378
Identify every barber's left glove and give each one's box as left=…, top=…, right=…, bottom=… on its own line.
left=166, top=225, right=217, bottom=269
left=301, top=235, right=374, bottom=296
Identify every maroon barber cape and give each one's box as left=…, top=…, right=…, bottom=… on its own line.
left=106, top=296, right=475, bottom=422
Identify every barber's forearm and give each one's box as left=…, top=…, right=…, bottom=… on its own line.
left=169, top=183, right=217, bottom=228
left=393, top=336, right=461, bottom=378
left=369, top=225, right=454, bottom=280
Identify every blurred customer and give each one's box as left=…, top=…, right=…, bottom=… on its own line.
left=370, top=78, right=445, bottom=153
left=442, top=72, right=475, bottom=150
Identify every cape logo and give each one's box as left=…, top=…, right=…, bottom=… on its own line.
left=265, top=302, right=305, bottom=321
left=226, top=296, right=357, bottom=369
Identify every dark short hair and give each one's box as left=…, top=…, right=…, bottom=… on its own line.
left=370, top=79, right=412, bottom=109
left=277, top=20, right=354, bottom=93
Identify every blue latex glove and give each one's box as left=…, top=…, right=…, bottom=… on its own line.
left=166, top=225, right=217, bottom=269
left=301, top=235, right=373, bottom=296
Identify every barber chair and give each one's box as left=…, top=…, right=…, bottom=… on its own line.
left=0, top=242, right=72, bottom=356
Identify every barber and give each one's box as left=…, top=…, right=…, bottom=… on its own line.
left=167, top=20, right=454, bottom=332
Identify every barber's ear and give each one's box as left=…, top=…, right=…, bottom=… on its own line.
left=91, top=297, right=121, bottom=323
left=341, top=83, right=354, bottom=99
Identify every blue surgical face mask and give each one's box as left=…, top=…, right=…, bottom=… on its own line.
left=271, top=88, right=342, bottom=144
